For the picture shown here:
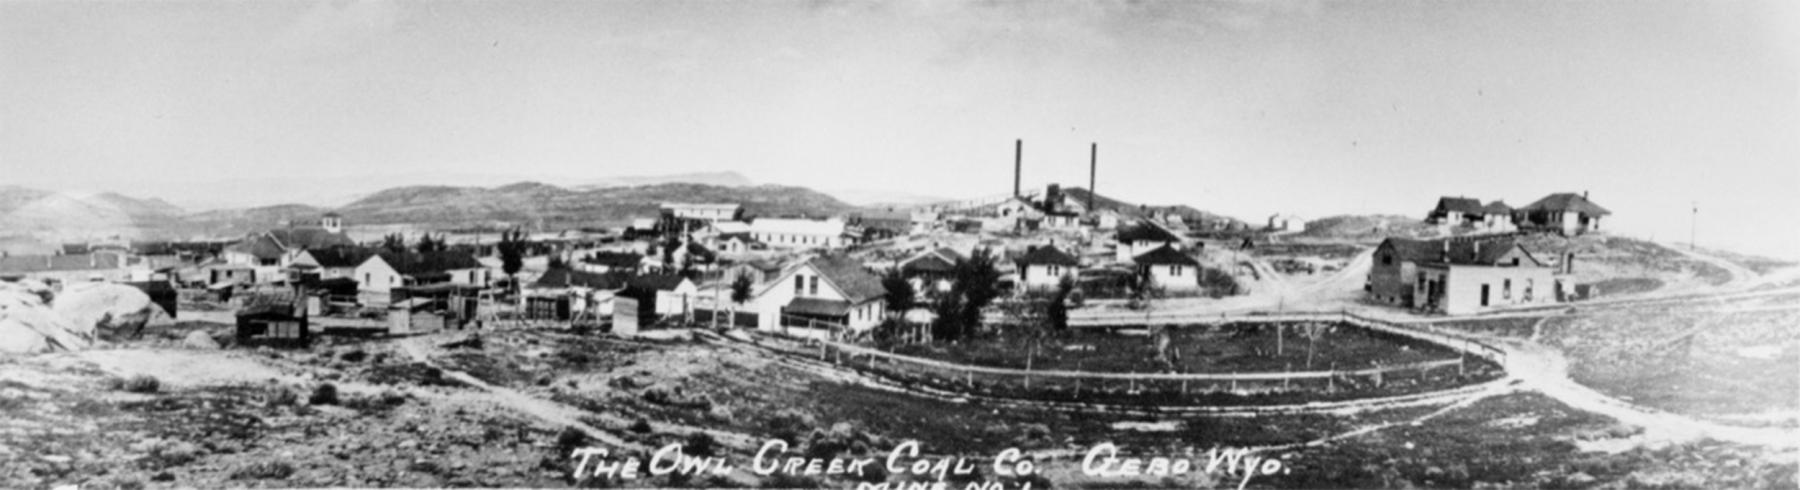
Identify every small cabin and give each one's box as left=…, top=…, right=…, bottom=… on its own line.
left=235, top=289, right=308, bottom=348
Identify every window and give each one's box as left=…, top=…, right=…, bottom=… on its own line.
left=809, top=276, right=818, bottom=296
left=1048, top=265, right=1059, bottom=277
left=365, top=273, right=370, bottom=284
left=794, top=275, right=804, bottom=294
left=1503, top=279, right=1512, bottom=299
left=1382, top=254, right=1392, bottom=266
left=1511, top=258, right=1520, bottom=266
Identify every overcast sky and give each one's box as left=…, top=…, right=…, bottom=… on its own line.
left=2, top=0, right=1796, bottom=258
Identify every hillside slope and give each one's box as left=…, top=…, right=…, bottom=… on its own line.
left=335, top=182, right=860, bottom=228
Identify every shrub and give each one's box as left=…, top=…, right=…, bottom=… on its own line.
left=308, top=383, right=340, bottom=405
left=629, top=418, right=653, bottom=434
left=121, top=375, right=160, bottom=394
left=264, top=385, right=299, bottom=407
left=339, top=349, right=368, bottom=363
left=683, top=432, right=717, bottom=457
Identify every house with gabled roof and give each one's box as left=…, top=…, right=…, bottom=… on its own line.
left=290, top=246, right=373, bottom=282
left=1366, top=237, right=1443, bottom=306
left=1368, top=235, right=1567, bottom=314
left=1015, top=245, right=1079, bottom=291
left=898, top=246, right=965, bottom=295
left=1426, top=196, right=1517, bottom=232
left=751, top=255, right=888, bottom=333
left=354, top=250, right=490, bottom=306
left=1515, top=191, right=1610, bottom=235
left=1114, top=221, right=1184, bottom=261
left=1133, top=244, right=1201, bottom=292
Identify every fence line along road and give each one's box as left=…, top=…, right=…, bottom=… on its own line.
left=752, top=310, right=1503, bottom=391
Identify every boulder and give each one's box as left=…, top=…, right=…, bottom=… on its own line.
left=53, top=282, right=158, bottom=339
left=0, top=318, right=52, bottom=354
left=0, top=286, right=91, bottom=353
left=182, top=330, right=220, bottom=350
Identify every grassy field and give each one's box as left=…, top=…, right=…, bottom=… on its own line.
left=1547, top=306, right=1800, bottom=427
left=6, top=324, right=1795, bottom=489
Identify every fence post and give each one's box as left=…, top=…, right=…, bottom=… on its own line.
left=1231, top=373, right=1237, bottom=392
left=1181, top=377, right=1188, bottom=395
left=966, top=369, right=973, bottom=388
left=1283, top=363, right=1290, bottom=390
left=1129, top=373, right=1136, bottom=393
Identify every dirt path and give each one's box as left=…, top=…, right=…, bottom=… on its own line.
left=1495, top=338, right=1797, bottom=448
left=394, top=336, right=641, bottom=451
left=1661, top=242, right=1757, bottom=290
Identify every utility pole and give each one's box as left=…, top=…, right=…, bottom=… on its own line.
left=1690, top=201, right=1698, bottom=251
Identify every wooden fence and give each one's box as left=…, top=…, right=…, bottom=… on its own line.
left=748, top=311, right=1505, bottom=402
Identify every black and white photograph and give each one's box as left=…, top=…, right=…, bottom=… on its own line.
left=2, top=1, right=1797, bottom=488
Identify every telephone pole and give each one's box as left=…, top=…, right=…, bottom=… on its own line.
left=1690, top=201, right=1697, bottom=251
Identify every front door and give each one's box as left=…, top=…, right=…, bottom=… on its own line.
left=1480, top=284, right=1490, bottom=307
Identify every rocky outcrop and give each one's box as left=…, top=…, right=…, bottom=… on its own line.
left=53, top=282, right=159, bottom=339
left=0, top=282, right=92, bottom=354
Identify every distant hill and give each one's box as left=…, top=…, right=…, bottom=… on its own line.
left=1059, top=187, right=1247, bottom=227
left=182, top=204, right=331, bottom=238
left=335, top=181, right=859, bottom=229
left=1296, top=214, right=1440, bottom=242
left=571, top=171, right=753, bottom=189
left=0, top=188, right=193, bottom=251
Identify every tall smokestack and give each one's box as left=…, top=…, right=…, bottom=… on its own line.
left=1013, top=139, right=1022, bottom=197
left=1088, top=143, right=1097, bottom=210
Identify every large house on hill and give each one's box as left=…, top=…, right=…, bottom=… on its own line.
left=1425, top=196, right=1514, bottom=232
left=1367, top=235, right=1567, bottom=315
left=1515, top=192, right=1609, bottom=236
left=753, top=255, right=887, bottom=334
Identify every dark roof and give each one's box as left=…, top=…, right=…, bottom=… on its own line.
left=584, top=251, right=644, bottom=268
left=805, top=255, right=886, bottom=304
left=236, top=289, right=302, bottom=317
left=1432, top=196, right=1486, bottom=215
left=626, top=273, right=690, bottom=292
left=1114, top=223, right=1180, bottom=243
left=1519, top=193, right=1611, bottom=216
left=785, top=297, right=852, bottom=317
left=307, top=246, right=373, bottom=268
left=684, top=242, right=717, bottom=262
left=1381, top=236, right=1541, bottom=266
left=1132, top=245, right=1199, bottom=266
left=1015, top=246, right=1079, bottom=267
left=902, top=253, right=956, bottom=274
left=1378, top=238, right=1445, bottom=263
left=266, top=227, right=354, bottom=250
left=532, top=268, right=632, bottom=290
left=0, top=253, right=124, bottom=273
left=1482, top=200, right=1513, bottom=214
left=376, top=251, right=483, bottom=277
left=225, top=234, right=286, bottom=260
